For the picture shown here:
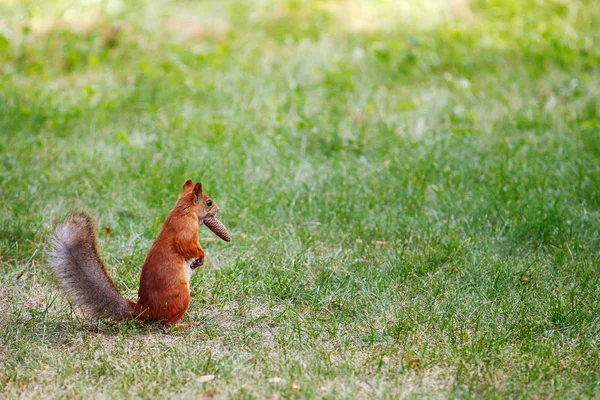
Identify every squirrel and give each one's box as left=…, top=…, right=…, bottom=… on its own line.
left=49, top=179, right=230, bottom=329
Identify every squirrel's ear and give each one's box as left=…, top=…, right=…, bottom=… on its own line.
left=193, top=182, right=202, bottom=203
left=183, top=179, right=194, bottom=193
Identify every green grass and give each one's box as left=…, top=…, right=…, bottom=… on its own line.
left=1, top=0, right=600, bottom=398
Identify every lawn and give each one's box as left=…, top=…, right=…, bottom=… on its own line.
left=1, top=0, right=599, bottom=398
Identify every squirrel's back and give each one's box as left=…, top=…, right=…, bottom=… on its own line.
left=49, top=213, right=134, bottom=318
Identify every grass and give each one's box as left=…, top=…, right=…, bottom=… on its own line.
left=1, top=0, right=600, bottom=398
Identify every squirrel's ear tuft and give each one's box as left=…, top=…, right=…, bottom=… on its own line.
left=193, top=182, right=202, bottom=203
left=183, top=179, right=194, bottom=193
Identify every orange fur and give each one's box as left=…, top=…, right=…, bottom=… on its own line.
left=136, top=179, right=217, bottom=326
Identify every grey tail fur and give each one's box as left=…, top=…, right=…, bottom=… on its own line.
left=49, top=212, right=134, bottom=319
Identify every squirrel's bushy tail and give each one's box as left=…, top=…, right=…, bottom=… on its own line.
left=49, top=213, right=134, bottom=319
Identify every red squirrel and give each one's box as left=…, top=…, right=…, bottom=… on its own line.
left=49, top=179, right=230, bottom=328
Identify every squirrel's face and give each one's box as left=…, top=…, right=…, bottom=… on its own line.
left=194, top=191, right=219, bottom=223
left=182, top=179, right=219, bottom=222
left=182, top=179, right=231, bottom=241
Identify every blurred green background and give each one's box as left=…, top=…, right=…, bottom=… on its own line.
left=1, top=0, right=599, bottom=398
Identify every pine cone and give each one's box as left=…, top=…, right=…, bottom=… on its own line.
left=204, top=217, right=231, bottom=242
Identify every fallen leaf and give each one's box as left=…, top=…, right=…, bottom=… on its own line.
left=408, top=358, right=421, bottom=370
left=103, top=227, right=112, bottom=235
left=39, top=362, right=49, bottom=370
left=239, top=232, right=247, bottom=239
left=198, top=374, right=215, bottom=383
left=196, top=388, right=216, bottom=400
left=330, top=300, right=344, bottom=310
left=370, top=240, right=390, bottom=246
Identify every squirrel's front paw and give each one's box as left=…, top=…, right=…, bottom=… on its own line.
left=190, top=257, right=203, bottom=269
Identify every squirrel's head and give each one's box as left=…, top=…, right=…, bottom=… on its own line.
left=182, top=179, right=218, bottom=221
left=182, top=179, right=230, bottom=242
